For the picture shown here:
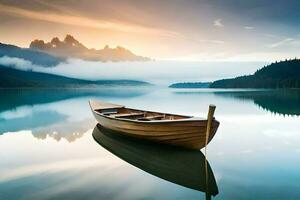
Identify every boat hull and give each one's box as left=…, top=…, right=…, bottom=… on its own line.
left=91, top=111, right=219, bottom=150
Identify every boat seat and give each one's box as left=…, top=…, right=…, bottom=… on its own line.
left=98, top=108, right=119, bottom=115
left=102, top=111, right=118, bottom=115
left=138, top=115, right=165, bottom=120
left=111, top=112, right=145, bottom=118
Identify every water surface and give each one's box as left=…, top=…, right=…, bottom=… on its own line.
left=0, top=87, right=299, bottom=200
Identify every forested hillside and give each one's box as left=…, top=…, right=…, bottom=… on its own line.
left=210, top=59, right=300, bottom=88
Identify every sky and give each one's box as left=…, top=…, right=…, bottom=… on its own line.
left=0, top=0, right=299, bottom=61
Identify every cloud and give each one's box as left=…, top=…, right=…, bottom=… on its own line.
left=0, top=56, right=40, bottom=70
left=268, top=38, right=294, bottom=48
left=244, top=26, right=254, bottom=30
left=198, top=39, right=225, bottom=44
left=167, top=51, right=229, bottom=62
left=213, top=19, right=224, bottom=28
left=0, top=3, right=181, bottom=38
left=262, top=34, right=279, bottom=38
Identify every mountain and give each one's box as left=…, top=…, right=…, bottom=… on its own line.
left=169, top=82, right=211, bottom=88
left=0, top=43, right=64, bottom=67
left=30, top=35, right=151, bottom=62
left=0, top=65, right=150, bottom=88
left=210, top=59, right=300, bottom=88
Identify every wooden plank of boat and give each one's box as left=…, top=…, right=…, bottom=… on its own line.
left=89, top=100, right=220, bottom=150
left=111, top=112, right=144, bottom=118
left=92, top=125, right=219, bottom=197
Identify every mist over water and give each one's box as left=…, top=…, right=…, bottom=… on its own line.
left=0, top=56, right=267, bottom=85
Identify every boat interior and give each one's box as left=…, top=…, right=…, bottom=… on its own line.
left=95, top=107, right=191, bottom=121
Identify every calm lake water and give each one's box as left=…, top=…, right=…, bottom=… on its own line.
left=0, top=87, right=300, bottom=200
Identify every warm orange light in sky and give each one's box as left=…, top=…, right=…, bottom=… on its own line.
left=0, top=3, right=191, bottom=59
left=0, top=1, right=299, bottom=61
left=0, top=4, right=182, bottom=38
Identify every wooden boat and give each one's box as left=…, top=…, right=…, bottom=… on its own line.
left=92, top=125, right=219, bottom=198
left=89, top=100, right=220, bottom=150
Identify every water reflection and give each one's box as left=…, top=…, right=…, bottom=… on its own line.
left=214, top=90, right=300, bottom=116
left=0, top=88, right=151, bottom=113
left=1, top=87, right=300, bottom=199
left=173, top=89, right=300, bottom=116
left=0, top=87, right=153, bottom=137
left=31, top=119, right=95, bottom=142
left=92, top=125, right=219, bottom=199
left=0, top=111, right=66, bottom=134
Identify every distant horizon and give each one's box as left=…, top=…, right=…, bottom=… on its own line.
left=0, top=37, right=296, bottom=63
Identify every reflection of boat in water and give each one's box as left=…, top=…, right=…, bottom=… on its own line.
left=89, top=100, right=220, bottom=150
left=92, top=125, right=219, bottom=199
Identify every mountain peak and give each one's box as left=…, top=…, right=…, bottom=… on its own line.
left=64, top=34, right=75, bottom=42
left=51, top=37, right=61, bottom=45
left=64, top=34, right=81, bottom=46
left=29, top=35, right=150, bottom=62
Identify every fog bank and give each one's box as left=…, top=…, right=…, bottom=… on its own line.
left=0, top=56, right=267, bottom=85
